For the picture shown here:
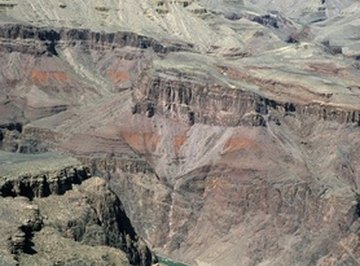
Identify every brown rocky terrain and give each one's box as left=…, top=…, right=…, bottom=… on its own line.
left=0, top=0, right=360, bottom=265
left=0, top=152, right=154, bottom=266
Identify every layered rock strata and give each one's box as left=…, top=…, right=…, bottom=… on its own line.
left=0, top=152, right=155, bottom=266
left=1, top=1, right=360, bottom=265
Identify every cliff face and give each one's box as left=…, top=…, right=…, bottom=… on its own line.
left=0, top=152, right=155, bottom=266
left=133, top=69, right=360, bottom=128
left=133, top=72, right=268, bottom=127
left=0, top=24, right=193, bottom=56
left=1, top=1, right=360, bottom=265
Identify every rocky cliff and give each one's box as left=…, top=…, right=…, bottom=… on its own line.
left=0, top=152, right=155, bottom=266
left=0, top=24, right=193, bottom=56
left=0, top=0, right=360, bottom=266
left=132, top=68, right=360, bottom=127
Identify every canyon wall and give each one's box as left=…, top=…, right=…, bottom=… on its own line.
left=0, top=1, right=360, bottom=264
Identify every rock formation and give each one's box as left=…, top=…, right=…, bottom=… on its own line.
left=0, top=0, right=360, bottom=265
left=0, top=152, right=155, bottom=266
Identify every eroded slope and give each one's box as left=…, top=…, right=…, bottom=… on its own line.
left=0, top=1, right=359, bottom=266
left=0, top=152, right=155, bottom=266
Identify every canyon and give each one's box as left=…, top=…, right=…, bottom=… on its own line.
left=0, top=0, right=360, bottom=265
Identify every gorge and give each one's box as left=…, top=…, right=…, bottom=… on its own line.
left=0, top=1, right=360, bottom=265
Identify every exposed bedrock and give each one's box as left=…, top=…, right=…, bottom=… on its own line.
left=79, top=155, right=360, bottom=266
left=0, top=153, right=155, bottom=266
left=132, top=71, right=360, bottom=127
left=33, top=177, right=155, bottom=266
left=132, top=72, right=271, bottom=127
left=3, top=61, right=360, bottom=265
left=0, top=165, right=90, bottom=199
left=77, top=155, right=172, bottom=248
left=0, top=122, right=23, bottom=152
left=0, top=24, right=193, bottom=56
left=1, top=1, right=360, bottom=266
left=80, top=156, right=156, bottom=177
left=0, top=197, right=43, bottom=265
left=65, top=118, right=360, bottom=265
left=0, top=178, right=155, bottom=266
left=167, top=175, right=359, bottom=266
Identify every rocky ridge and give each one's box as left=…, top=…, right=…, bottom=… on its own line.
left=0, top=152, right=155, bottom=266
left=0, top=0, right=360, bottom=265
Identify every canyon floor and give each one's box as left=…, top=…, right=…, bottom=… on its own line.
left=0, top=1, right=360, bottom=265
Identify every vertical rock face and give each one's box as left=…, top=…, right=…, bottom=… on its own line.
left=34, top=177, right=155, bottom=266
left=1, top=1, right=360, bottom=266
left=0, top=25, right=193, bottom=55
left=0, top=153, right=155, bottom=266
left=132, top=70, right=360, bottom=128
left=132, top=72, right=269, bottom=127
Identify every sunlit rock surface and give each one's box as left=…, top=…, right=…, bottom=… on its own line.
left=0, top=1, right=360, bottom=265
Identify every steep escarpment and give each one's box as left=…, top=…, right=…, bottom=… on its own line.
left=1, top=1, right=360, bottom=265
left=160, top=168, right=360, bottom=265
left=0, top=25, right=60, bottom=56
left=0, top=152, right=155, bottom=266
left=89, top=61, right=360, bottom=265
left=32, top=177, right=154, bottom=266
left=132, top=71, right=268, bottom=127
left=0, top=24, right=172, bottom=122
left=0, top=24, right=193, bottom=56
left=0, top=151, right=90, bottom=199
left=132, top=68, right=360, bottom=128
left=7, top=51, right=360, bottom=265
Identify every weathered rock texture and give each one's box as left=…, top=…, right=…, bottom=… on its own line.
left=31, top=177, right=154, bottom=266
left=0, top=152, right=155, bottom=266
left=0, top=1, right=360, bottom=266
